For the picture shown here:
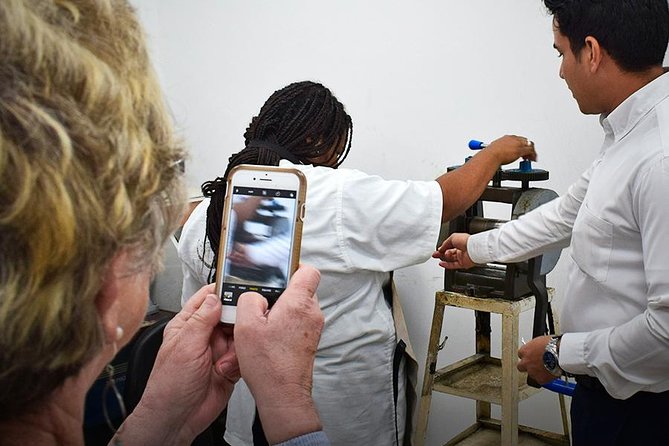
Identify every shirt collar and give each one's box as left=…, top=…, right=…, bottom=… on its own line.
left=600, top=69, right=669, bottom=144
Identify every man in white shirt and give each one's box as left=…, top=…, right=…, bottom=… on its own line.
left=434, top=1, right=669, bottom=444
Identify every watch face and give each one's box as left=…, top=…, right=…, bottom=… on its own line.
left=543, top=351, right=558, bottom=371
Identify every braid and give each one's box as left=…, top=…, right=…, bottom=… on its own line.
left=201, top=148, right=281, bottom=283
left=202, top=81, right=353, bottom=282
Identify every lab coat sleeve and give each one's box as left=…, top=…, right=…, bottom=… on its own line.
left=176, top=200, right=212, bottom=307
left=337, top=174, right=443, bottom=272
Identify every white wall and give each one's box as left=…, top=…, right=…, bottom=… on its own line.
left=132, top=1, right=669, bottom=444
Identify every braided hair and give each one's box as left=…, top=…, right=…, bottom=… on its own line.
left=201, top=81, right=353, bottom=282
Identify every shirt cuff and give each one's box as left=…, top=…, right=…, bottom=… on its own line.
left=467, top=231, right=493, bottom=264
left=558, top=332, right=591, bottom=376
left=275, top=431, right=330, bottom=446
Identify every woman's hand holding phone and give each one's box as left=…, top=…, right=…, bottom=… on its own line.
left=234, top=264, right=324, bottom=444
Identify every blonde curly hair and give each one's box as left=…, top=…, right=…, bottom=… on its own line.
left=0, top=0, right=186, bottom=419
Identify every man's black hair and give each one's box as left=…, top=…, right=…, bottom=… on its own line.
left=544, top=0, right=669, bottom=72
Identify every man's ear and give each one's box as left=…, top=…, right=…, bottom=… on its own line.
left=584, top=35, right=603, bottom=73
left=95, top=252, right=124, bottom=345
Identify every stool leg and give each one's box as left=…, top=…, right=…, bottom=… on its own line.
left=558, top=393, right=571, bottom=442
left=551, top=300, right=572, bottom=443
left=414, top=297, right=446, bottom=446
left=475, top=311, right=491, bottom=421
left=501, top=312, right=519, bottom=445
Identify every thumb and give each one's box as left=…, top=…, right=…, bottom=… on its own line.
left=272, top=265, right=321, bottom=314
left=277, top=264, right=321, bottom=304
left=236, top=292, right=269, bottom=328
left=182, top=293, right=222, bottom=346
left=267, top=264, right=321, bottom=319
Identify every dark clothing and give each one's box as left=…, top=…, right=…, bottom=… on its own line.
left=571, top=376, right=669, bottom=446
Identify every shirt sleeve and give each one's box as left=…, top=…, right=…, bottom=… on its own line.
left=338, top=172, right=443, bottom=272
left=180, top=262, right=206, bottom=307
left=275, top=431, right=331, bottom=446
left=177, top=200, right=212, bottom=307
left=561, top=155, right=669, bottom=397
left=466, top=161, right=595, bottom=264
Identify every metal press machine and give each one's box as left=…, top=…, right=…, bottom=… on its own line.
left=442, top=140, right=562, bottom=347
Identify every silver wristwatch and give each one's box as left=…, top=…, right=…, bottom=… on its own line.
left=542, top=335, right=563, bottom=377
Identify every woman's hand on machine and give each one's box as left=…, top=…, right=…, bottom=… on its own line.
left=433, top=233, right=475, bottom=269
left=487, top=135, right=537, bottom=165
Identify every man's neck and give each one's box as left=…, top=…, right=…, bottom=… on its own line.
left=601, top=65, right=665, bottom=114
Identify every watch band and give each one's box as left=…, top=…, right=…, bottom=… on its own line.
left=543, top=335, right=563, bottom=377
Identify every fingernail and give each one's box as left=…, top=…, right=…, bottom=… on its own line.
left=204, top=294, right=218, bottom=309
left=218, top=361, right=232, bottom=376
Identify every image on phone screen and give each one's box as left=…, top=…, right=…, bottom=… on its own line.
left=220, top=185, right=298, bottom=307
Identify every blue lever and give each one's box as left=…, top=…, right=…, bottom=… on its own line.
left=543, top=379, right=576, bottom=396
left=468, top=139, right=487, bottom=150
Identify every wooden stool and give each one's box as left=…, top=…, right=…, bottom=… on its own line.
left=414, top=291, right=570, bottom=446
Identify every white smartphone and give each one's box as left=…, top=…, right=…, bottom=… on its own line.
left=215, top=165, right=307, bottom=324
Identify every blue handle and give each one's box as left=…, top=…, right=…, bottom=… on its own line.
left=543, top=379, right=576, bottom=396
left=519, top=159, right=532, bottom=172
left=468, top=139, right=487, bottom=150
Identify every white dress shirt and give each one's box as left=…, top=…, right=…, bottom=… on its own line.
left=467, top=71, right=669, bottom=399
left=178, top=161, right=442, bottom=445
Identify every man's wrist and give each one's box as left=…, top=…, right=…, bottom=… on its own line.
left=117, top=397, right=193, bottom=446
left=554, top=334, right=576, bottom=378
left=257, top=396, right=322, bottom=444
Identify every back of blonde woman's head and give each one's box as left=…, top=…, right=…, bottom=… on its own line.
left=0, top=0, right=186, bottom=419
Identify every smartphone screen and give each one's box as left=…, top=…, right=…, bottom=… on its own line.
left=216, top=166, right=305, bottom=323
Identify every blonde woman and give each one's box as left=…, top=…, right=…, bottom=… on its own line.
left=0, top=1, right=326, bottom=445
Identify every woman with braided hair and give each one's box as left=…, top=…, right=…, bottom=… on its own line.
left=178, top=81, right=537, bottom=445
left=198, top=80, right=352, bottom=286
